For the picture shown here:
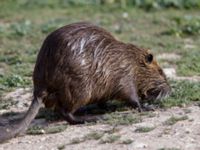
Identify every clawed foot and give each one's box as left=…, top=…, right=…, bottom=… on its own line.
left=60, top=108, right=104, bottom=125
left=142, top=103, right=157, bottom=111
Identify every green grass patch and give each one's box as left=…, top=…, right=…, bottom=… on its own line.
left=0, top=74, right=29, bottom=88
left=84, top=131, right=104, bottom=140
left=176, top=50, right=200, bottom=76
left=41, top=18, right=66, bottom=33
left=69, top=131, right=105, bottom=144
left=163, top=115, right=188, bottom=126
left=27, top=126, right=45, bottom=135
left=160, top=80, right=200, bottom=108
left=0, top=1, right=200, bottom=108
left=45, top=124, right=67, bottom=134
left=99, top=134, right=121, bottom=144
left=0, top=99, right=17, bottom=110
left=103, top=113, right=142, bottom=125
left=120, top=139, right=133, bottom=144
left=57, top=144, right=66, bottom=150
left=139, top=111, right=156, bottom=118
left=68, top=128, right=121, bottom=145
left=135, top=126, right=155, bottom=133
left=69, top=137, right=85, bottom=144
left=163, top=16, right=200, bottom=36
left=27, top=123, right=67, bottom=135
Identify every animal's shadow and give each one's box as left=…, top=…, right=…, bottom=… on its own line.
left=0, top=101, right=130, bottom=127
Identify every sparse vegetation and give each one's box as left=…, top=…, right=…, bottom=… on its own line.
left=99, top=134, right=121, bottom=144
left=182, top=108, right=192, bottom=114
left=0, top=0, right=200, bottom=149
left=57, top=144, right=66, bottom=150
left=160, top=81, right=200, bottom=108
left=27, top=126, right=45, bottom=135
left=0, top=99, right=17, bottom=110
left=135, top=126, right=155, bottom=133
left=163, top=16, right=200, bottom=36
left=69, top=131, right=105, bottom=144
left=120, top=139, right=133, bottom=144
left=27, top=124, right=67, bottom=135
left=139, top=111, right=156, bottom=118
left=69, top=137, right=85, bottom=144
left=103, top=113, right=142, bottom=125
left=1, top=74, right=29, bottom=88
left=84, top=131, right=104, bottom=140
left=45, top=124, right=68, bottom=134
left=163, top=115, right=188, bottom=126
left=68, top=129, right=121, bottom=145
left=0, top=1, right=200, bottom=109
left=158, top=148, right=181, bottom=150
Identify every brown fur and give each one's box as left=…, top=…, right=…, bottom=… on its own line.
left=0, top=22, right=170, bottom=142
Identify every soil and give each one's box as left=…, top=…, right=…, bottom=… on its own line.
left=0, top=64, right=200, bottom=150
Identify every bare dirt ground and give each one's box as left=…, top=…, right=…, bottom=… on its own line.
left=0, top=92, right=200, bottom=150
left=0, top=65, right=200, bottom=150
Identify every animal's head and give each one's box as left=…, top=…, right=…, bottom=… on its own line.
left=129, top=45, right=171, bottom=102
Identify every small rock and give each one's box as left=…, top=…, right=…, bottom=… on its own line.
left=122, top=12, right=128, bottom=18
left=133, top=142, right=148, bottom=148
left=163, top=68, right=176, bottom=78
left=39, top=146, right=44, bottom=149
left=181, top=103, right=186, bottom=108
left=190, top=138, right=195, bottom=143
left=185, top=128, right=191, bottom=134
left=40, top=129, right=45, bottom=134
left=27, top=141, right=32, bottom=144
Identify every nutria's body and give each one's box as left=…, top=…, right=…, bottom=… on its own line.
left=0, top=22, right=170, bottom=142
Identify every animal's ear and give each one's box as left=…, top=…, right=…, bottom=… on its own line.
left=145, top=54, right=153, bottom=64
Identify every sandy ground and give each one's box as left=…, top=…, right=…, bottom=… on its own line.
left=0, top=88, right=200, bottom=150
left=0, top=61, right=200, bottom=150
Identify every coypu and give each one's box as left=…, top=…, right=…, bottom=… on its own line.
left=0, top=22, right=171, bottom=142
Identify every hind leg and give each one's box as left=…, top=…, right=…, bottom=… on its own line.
left=59, top=101, right=104, bottom=125
left=58, top=97, right=105, bottom=124
left=60, top=108, right=103, bottom=125
left=58, top=74, right=116, bottom=124
left=57, top=86, right=103, bottom=124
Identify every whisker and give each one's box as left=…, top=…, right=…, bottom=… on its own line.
left=156, top=91, right=162, bottom=100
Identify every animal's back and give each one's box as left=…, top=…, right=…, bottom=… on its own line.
left=33, top=22, right=132, bottom=110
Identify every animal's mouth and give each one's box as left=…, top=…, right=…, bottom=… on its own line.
left=141, top=86, right=171, bottom=102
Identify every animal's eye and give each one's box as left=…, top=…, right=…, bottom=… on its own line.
left=145, top=54, right=153, bottom=64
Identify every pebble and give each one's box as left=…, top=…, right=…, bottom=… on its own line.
left=185, top=128, right=191, bottom=134
left=133, top=142, right=148, bottom=148
left=122, top=12, right=128, bottom=18
left=163, top=68, right=176, bottom=78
